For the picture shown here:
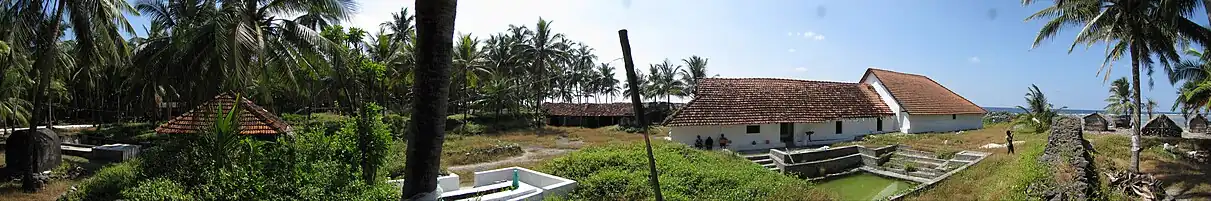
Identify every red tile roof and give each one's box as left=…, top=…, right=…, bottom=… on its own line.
left=542, top=103, right=633, bottom=117
left=154, top=93, right=294, bottom=135
left=663, top=78, right=893, bottom=127
left=861, top=68, right=986, bottom=115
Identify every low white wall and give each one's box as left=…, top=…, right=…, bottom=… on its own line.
left=473, top=167, right=577, bottom=201
left=386, top=173, right=460, bottom=193
left=669, top=124, right=786, bottom=151
left=905, top=114, right=983, bottom=133
left=669, top=116, right=895, bottom=151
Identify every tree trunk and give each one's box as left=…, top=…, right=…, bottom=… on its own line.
left=1130, top=45, right=1142, bottom=173
left=402, top=0, right=457, bottom=199
left=617, top=29, right=664, bottom=201
left=22, top=0, right=67, bottom=192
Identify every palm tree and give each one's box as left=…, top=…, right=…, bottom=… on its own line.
left=1024, top=0, right=1211, bottom=173
left=402, top=0, right=458, bottom=198
left=1014, top=84, right=1066, bottom=133
left=5, top=0, right=135, bottom=191
left=453, top=33, right=489, bottom=125
left=680, top=56, right=708, bottom=97
left=517, top=18, right=567, bottom=116
left=1105, top=77, right=1133, bottom=117
left=597, top=63, right=619, bottom=103
left=1170, top=48, right=1211, bottom=114
left=1146, top=98, right=1158, bottom=117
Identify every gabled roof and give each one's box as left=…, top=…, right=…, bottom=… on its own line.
left=542, top=103, right=633, bottom=117
left=663, top=78, right=893, bottom=127
left=861, top=68, right=986, bottom=115
left=155, top=93, right=293, bottom=135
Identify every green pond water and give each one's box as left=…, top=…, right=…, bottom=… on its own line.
left=813, top=172, right=917, bottom=201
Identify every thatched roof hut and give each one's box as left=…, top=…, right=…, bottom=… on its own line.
left=1141, top=115, right=1181, bottom=138
left=1112, top=115, right=1131, bottom=128
left=1190, top=114, right=1208, bottom=133
left=1082, top=113, right=1109, bottom=132
left=155, top=93, right=294, bottom=136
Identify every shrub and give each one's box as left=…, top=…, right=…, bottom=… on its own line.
left=541, top=142, right=831, bottom=200
left=72, top=103, right=399, bottom=200
left=61, top=160, right=141, bottom=201
left=383, top=113, right=410, bottom=139
left=120, top=178, right=192, bottom=201
left=79, top=122, right=157, bottom=143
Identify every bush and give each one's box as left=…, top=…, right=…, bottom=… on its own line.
left=120, top=178, right=192, bottom=201
left=61, top=160, right=141, bottom=201
left=541, top=142, right=832, bottom=200
left=384, top=113, right=410, bottom=139
left=79, top=122, right=157, bottom=143
left=72, top=105, right=399, bottom=200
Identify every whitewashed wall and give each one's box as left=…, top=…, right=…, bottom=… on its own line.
left=904, top=114, right=983, bottom=133
left=670, top=124, right=786, bottom=151
left=862, top=76, right=906, bottom=132
left=669, top=116, right=895, bottom=151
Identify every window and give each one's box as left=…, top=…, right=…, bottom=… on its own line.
left=952, top=114, right=957, bottom=119
left=835, top=121, right=843, bottom=134
left=746, top=125, right=761, bottom=133
left=876, top=118, right=883, bottom=131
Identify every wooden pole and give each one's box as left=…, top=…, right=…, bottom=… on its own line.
left=618, top=29, right=663, bottom=201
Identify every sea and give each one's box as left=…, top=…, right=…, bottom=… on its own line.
left=983, top=106, right=1193, bottom=128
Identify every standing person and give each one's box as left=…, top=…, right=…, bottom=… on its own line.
left=694, top=135, right=703, bottom=149
left=705, top=136, right=715, bottom=150
left=1006, top=130, right=1015, bottom=154
left=719, top=134, right=730, bottom=150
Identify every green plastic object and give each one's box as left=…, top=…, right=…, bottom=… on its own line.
left=512, top=169, right=519, bottom=189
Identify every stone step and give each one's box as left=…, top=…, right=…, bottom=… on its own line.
left=908, top=170, right=938, bottom=179
left=894, top=152, right=948, bottom=165
left=752, top=158, right=773, bottom=164
left=897, top=148, right=936, bottom=158
left=761, top=163, right=775, bottom=168
left=767, top=167, right=779, bottom=172
left=744, top=154, right=771, bottom=161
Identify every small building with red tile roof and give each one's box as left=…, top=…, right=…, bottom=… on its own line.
left=663, top=68, right=984, bottom=151
left=155, top=93, right=294, bottom=136
left=859, top=68, right=986, bottom=134
left=542, top=103, right=633, bottom=128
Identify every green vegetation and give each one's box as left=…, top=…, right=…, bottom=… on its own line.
left=841, top=124, right=1053, bottom=200
left=540, top=142, right=832, bottom=201
left=64, top=106, right=397, bottom=200
left=813, top=172, right=916, bottom=201
left=1012, top=85, right=1065, bottom=133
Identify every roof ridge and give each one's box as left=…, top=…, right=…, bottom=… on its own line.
left=702, top=77, right=860, bottom=85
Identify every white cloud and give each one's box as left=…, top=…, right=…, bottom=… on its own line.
left=804, top=32, right=815, bottom=37
left=787, top=32, right=792, bottom=36
left=812, top=35, right=825, bottom=41
left=968, top=56, right=981, bottom=63
left=787, top=48, right=796, bottom=52
left=793, top=67, right=807, bottom=72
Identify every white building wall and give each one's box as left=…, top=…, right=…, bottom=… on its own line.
left=903, top=114, right=983, bottom=133
left=861, top=76, right=907, bottom=133
left=668, top=116, right=895, bottom=151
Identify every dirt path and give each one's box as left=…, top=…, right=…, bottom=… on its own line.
left=447, top=147, right=574, bottom=172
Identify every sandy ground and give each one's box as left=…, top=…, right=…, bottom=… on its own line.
left=446, top=147, right=574, bottom=173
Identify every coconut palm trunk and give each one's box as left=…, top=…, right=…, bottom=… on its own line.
left=21, top=0, right=67, bottom=192
left=1130, top=45, right=1142, bottom=173
left=402, top=0, right=457, bottom=199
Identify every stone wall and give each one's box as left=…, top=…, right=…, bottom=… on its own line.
left=1037, top=116, right=1100, bottom=200
left=772, top=145, right=896, bottom=178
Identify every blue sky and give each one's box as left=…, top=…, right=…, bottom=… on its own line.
left=121, top=0, right=1211, bottom=111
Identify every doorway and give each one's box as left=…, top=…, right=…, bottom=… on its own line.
left=779, top=123, right=794, bottom=146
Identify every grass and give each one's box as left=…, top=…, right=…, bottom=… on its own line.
left=1085, top=134, right=1211, bottom=200
left=0, top=154, right=100, bottom=201
left=840, top=124, right=1052, bottom=200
